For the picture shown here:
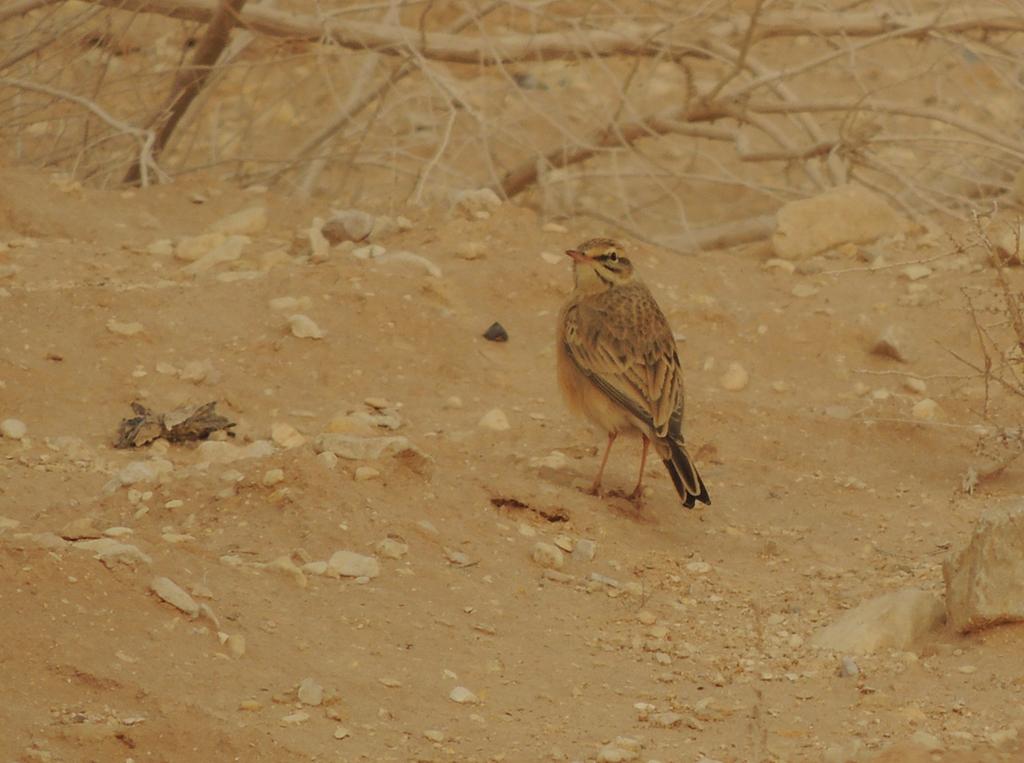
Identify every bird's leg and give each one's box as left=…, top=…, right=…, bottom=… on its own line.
left=628, top=435, right=650, bottom=502
left=588, top=432, right=617, bottom=496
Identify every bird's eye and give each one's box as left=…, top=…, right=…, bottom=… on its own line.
left=607, top=251, right=618, bottom=262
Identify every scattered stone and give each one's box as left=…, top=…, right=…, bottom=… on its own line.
left=376, top=538, right=408, bottom=559
left=238, top=699, right=261, bottom=711
left=267, top=556, right=307, bottom=587
left=478, top=408, right=510, bottom=431
left=553, top=535, right=574, bottom=553
left=308, top=217, right=330, bottom=262
left=720, top=362, right=749, bottom=391
left=543, top=569, right=575, bottom=584
left=451, top=188, right=502, bottom=219
left=637, top=611, right=657, bottom=625
left=444, top=396, right=463, bottom=409
left=791, top=283, right=819, bottom=298
left=444, top=547, right=473, bottom=567
left=809, top=588, right=945, bottom=653
left=772, top=184, right=907, bottom=260
left=322, top=209, right=374, bottom=244
left=59, top=517, right=101, bottom=540
left=839, top=655, right=860, bottom=677
left=0, top=418, right=27, bottom=440
left=911, top=398, right=940, bottom=421
left=903, top=376, right=927, bottom=394
left=944, top=505, right=1024, bottom=633
left=288, top=314, right=325, bottom=339
left=226, top=634, right=246, bottom=658
left=271, top=422, right=305, bottom=449
left=483, top=322, right=509, bottom=342
left=183, top=235, right=248, bottom=275
left=74, top=538, right=151, bottom=566
left=298, top=678, right=324, bottom=706
left=354, top=466, right=381, bottom=481
left=106, top=318, right=144, bottom=336
left=314, top=433, right=414, bottom=460
left=378, top=677, right=402, bottom=688
left=175, top=233, right=224, bottom=262
left=762, top=258, right=796, bottom=273
left=868, top=325, right=909, bottom=362
left=196, top=439, right=274, bottom=465
left=652, top=711, right=683, bottom=728
left=455, top=241, right=486, bottom=260
left=597, top=737, right=642, bottom=762
left=902, top=264, right=933, bottom=281
left=333, top=726, right=352, bottom=740
left=212, top=206, right=267, bottom=235
left=150, top=576, right=200, bottom=618
left=317, top=451, right=338, bottom=469
left=531, top=542, right=565, bottom=570
left=686, top=560, right=712, bottom=574
left=574, top=538, right=597, bottom=562
left=280, top=711, right=309, bottom=726
left=423, top=729, right=445, bottom=743
left=262, top=468, right=285, bottom=486
left=448, top=686, right=479, bottom=704
left=328, top=550, right=380, bottom=579
left=542, top=222, right=568, bottom=233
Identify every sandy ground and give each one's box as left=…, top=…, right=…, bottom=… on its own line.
left=2, top=165, right=1024, bottom=763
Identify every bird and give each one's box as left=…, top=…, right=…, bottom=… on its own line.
left=556, top=237, right=711, bottom=508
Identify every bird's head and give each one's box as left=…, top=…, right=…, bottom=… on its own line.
left=565, top=238, right=634, bottom=293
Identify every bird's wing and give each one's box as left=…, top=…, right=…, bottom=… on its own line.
left=562, top=284, right=683, bottom=438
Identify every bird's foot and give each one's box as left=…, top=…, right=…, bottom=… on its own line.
left=584, top=482, right=605, bottom=498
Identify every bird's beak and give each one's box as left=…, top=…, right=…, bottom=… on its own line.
left=565, top=249, right=587, bottom=263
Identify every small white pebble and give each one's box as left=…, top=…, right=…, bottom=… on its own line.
left=911, top=398, right=940, bottom=420
left=354, top=466, right=381, bottom=481
left=449, top=686, right=479, bottom=704
left=478, top=408, right=510, bottom=431
left=720, top=362, right=749, bottom=391
left=0, top=418, right=27, bottom=440
left=262, top=468, right=285, bottom=486
left=288, top=314, right=324, bottom=339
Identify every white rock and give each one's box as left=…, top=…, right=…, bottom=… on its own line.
left=871, top=325, right=908, bottom=361
left=211, top=206, right=267, bottom=235
left=183, top=235, right=248, bottom=275
left=531, top=542, right=565, bottom=570
left=288, top=314, right=324, bottom=339
left=379, top=250, right=442, bottom=278
left=0, top=418, right=27, bottom=439
left=772, top=185, right=907, bottom=259
left=809, top=588, right=945, bottom=653
left=720, top=362, right=749, bottom=391
left=117, top=458, right=173, bottom=486
left=652, top=711, right=684, bottom=728
left=903, top=377, right=927, bottom=394
left=686, top=561, right=712, bottom=574
left=423, top=729, right=445, bottom=743
left=455, top=241, right=486, bottom=260
left=303, top=561, right=328, bottom=576
left=944, top=505, right=1024, bottom=633
left=106, top=318, right=144, bottom=336
left=322, top=209, right=374, bottom=243
left=280, top=711, right=309, bottom=726
left=147, top=239, right=174, bottom=256
left=352, top=243, right=386, bottom=260
left=314, top=433, right=413, bottom=460
left=354, top=465, right=381, bottom=481
left=318, top=451, right=338, bottom=469
left=478, top=408, right=510, bottom=431
left=298, top=677, right=324, bottom=706
left=262, top=468, right=284, bottom=486
left=451, top=188, right=502, bottom=218
left=448, top=686, right=480, bottom=704
left=530, top=451, right=570, bottom=470
left=574, top=538, right=597, bottom=562
left=597, top=745, right=639, bottom=762
left=333, top=726, right=352, bottom=740
left=175, top=232, right=225, bottom=262
left=75, top=538, right=152, bottom=565
left=268, top=295, right=312, bottom=312
left=902, top=264, right=933, bottom=281
left=376, top=538, right=408, bottom=559
left=150, top=576, right=200, bottom=617
left=328, top=550, right=380, bottom=579
left=226, top=634, right=246, bottom=658
left=271, top=422, right=305, bottom=449
left=791, top=283, right=819, bottom=298
left=911, top=398, right=940, bottom=420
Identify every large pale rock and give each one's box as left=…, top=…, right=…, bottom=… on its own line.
left=809, top=588, right=944, bottom=653
left=314, top=433, right=412, bottom=460
left=328, top=550, right=380, bottom=579
left=944, top=505, right=1024, bottom=633
left=772, top=185, right=907, bottom=260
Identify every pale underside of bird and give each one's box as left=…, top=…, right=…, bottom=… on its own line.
left=557, top=237, right=711, bottom=509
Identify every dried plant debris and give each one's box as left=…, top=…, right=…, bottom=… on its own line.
left=116, top=402, right=235, bottom=448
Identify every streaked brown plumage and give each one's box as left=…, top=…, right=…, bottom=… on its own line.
left=556, top=237, right=710, bottom=508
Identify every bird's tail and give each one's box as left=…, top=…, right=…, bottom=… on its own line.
left=662, top=437, right=711, bottom=509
